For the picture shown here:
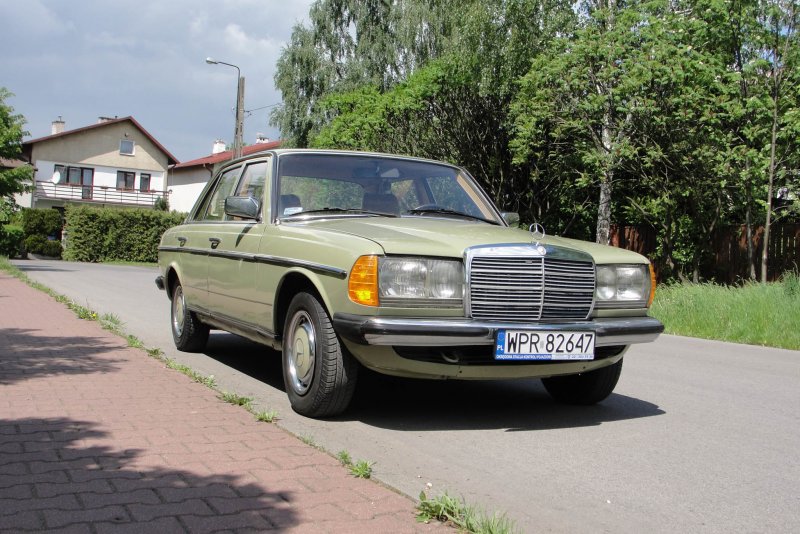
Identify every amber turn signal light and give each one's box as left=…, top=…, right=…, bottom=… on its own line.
left=648, top=263, right=657, bottom=307
left=349, top=255, right=379, bottom=306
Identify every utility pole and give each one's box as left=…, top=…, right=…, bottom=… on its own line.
left=206, top=57, right=245, bottom=159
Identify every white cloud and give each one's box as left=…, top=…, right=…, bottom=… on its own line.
left=0, top=0, right=315, bottom=161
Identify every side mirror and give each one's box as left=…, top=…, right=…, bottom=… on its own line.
left=501, top=212, right=520, bottom=227
left=224, top=196, right=261, bottom=220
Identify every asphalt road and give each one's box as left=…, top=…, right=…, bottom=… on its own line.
left=10, top=258, right=800, bottom=533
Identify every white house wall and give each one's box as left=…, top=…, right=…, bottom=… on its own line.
left=35, top=160, right=165, bottom=192
left=169, top=167, right=213, bottom=213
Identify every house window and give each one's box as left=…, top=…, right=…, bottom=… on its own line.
left=140, top=173, right=151, bottom=192
left=53, top=164, right=66, bottom=183
left=49, top=165, right=93, bottom=198
left=117, top=171, right=135, bottom=190
left=120, top=139, right=135, bottom=155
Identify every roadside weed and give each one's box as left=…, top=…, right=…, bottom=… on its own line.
left=336, top=450, right=352, bottom=466
left=348, top=460, right=374, bottom=479
left=255, top=410, right=278, bottom=423
left=126, top=335, right=144, bottom=349
left=164, top=359, right=216, bottom=388
left=220, top=391, right=252, bottom=407
left=300, top=435, right=316, bottom=447
left=417, top=491, right=518, bottom=534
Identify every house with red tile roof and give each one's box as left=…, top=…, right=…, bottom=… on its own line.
left=168, top=138, right=281, bottom=213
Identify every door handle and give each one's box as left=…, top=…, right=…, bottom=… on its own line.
left=176, top=236, right=187, bottom=246
left=208, top=237, right=221, bottom=249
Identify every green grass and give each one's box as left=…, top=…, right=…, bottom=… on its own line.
left=348, top=460, right=374, bottom=479
left=650, top=273, right=800, bottom=350
left=336, top=450, right=352, bottom=466
left=417, top=491, right=518, bottom=534
left=253, top=409, right=279, bottom=423
left=220, top=391, right=253, bottom=407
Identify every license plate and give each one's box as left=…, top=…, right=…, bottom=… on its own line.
left=495, top=330, right=595, bottom=361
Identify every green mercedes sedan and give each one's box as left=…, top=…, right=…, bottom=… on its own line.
left=157, top=149, right=663, bottom=417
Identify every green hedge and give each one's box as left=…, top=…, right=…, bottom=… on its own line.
left=0, top=224, right=24, bottom=257
left=64, top=205, right=185, bottom=263
left=22, top=208, right=62, bottom=238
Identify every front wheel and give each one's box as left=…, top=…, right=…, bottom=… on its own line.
left=541, top=358, right=623, bottom=405
left=282, top=292, right=358, bottom=418
left=171, top=281, right=209, bottom=352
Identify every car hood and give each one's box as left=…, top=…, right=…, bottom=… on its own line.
left=295, top=217, right=647, bottom=264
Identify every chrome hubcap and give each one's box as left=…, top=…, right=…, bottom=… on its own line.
left=172, top=286, right=185, bottom=337
left=286, top=311, right=315, bottom=395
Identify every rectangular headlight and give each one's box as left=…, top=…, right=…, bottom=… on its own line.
left=379, top=257, right=464, bottom=308
left=594, top=264, right=651, bottom=308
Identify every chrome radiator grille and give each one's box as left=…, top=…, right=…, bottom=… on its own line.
left=468, top=255, right=594, bottom=321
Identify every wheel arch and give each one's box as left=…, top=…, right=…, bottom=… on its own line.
left=165, top=266, right=180, bottom=301
left=274, top=271, right=329, bottom=340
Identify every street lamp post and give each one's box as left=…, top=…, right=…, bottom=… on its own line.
left=206, top=57, right=245, bottom=159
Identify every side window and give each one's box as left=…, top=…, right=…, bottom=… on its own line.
left=197, top=166, right=241, bottom=221
left=235, top=161, right=269, bottom=201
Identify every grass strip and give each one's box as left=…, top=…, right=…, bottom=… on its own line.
left=650, top=273, right=800, bottom=350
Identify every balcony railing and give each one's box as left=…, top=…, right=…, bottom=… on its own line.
left=34, top=181, right=166, bottom=207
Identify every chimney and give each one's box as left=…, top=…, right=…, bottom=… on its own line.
left=97, top=116, right=118, bottom=123
left=255, top=133, right=270, bottom=144
left=212, top=139, right=227, bottom=154
left=51, top=116, right=65, bottom=135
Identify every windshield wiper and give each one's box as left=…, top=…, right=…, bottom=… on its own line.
left=284, top=207, right=399, bottom=218
left=406, top=207, right=500, bottom=225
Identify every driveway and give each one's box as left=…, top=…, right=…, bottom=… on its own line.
left=11, top=258, right=800, bottom=533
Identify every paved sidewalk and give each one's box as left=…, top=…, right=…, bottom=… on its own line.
left=0, top=273, right=446, bottom=533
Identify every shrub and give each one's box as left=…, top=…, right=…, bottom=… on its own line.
left=63, top=205, right=185, bottom=262
left=40, top=240, right=63, bottom=258
left=22, top=208, right=63, bottom=239
left=0, top=224, right=24, bottom=257
left=24, top=234, right=48, bottom=254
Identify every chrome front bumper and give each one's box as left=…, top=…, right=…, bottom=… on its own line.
left=333, top=314, right=664, bottom=347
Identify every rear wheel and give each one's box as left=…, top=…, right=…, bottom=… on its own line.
left=282, top=292, right=357, bottom=418
left=171, top=281, right=209, bottom=352
left=541, top=358, right=623, bottom=405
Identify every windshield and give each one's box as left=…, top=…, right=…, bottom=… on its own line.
left=275, top=153, right=503, bottom=224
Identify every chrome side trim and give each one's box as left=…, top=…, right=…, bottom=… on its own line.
left=333, top=314, right=664, bottom=347
left=252, top=254, right=348, bottom=279
left=157, top=246, right=347, bottom=279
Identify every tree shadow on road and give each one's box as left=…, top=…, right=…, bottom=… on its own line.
left=0, top=417, right=299, bottom=531
left=0, top=328, right=124, bottom=385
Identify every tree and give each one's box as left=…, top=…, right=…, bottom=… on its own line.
left=758, top=0, right=799, bottom=281
left=511, top=1, right=649, bottom=245
left=0, top=88, right=32, bottom=202
left=271, top=0, right=453, bottom=147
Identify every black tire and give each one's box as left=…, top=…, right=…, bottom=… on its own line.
left=541, top=358, right=623, bottom=405
left=282, top=292, right=358, bottom=418
left=171, top=281, right=209, bottom=352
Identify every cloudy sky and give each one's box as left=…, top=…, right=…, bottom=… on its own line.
left=0, top=0, right=314, bottom=162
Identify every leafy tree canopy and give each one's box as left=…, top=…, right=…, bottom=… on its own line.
left=0, top=88, right=32, bottom=202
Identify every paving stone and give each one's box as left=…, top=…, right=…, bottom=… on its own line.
left=0, top=273, right=446, bottom=533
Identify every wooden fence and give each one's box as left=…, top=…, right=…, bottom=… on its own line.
left=610, top=223, right=800, bottom=283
